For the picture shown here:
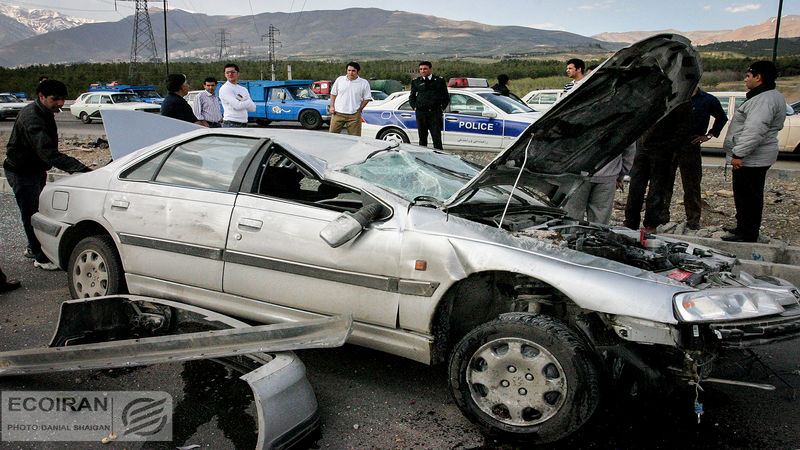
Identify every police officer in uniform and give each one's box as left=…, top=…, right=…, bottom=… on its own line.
left=409, top=61, right=450, bottom=150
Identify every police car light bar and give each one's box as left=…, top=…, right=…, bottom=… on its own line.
left=447, top=78, right=490, bottom=88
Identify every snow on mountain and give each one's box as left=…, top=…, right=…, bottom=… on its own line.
left=0, top=4, right=96, bottom=35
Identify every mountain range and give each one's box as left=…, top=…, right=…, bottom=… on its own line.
left=0, top=6, right=798, bottom=68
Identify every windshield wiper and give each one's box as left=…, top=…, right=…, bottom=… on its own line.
left=412, top=157, right=472, bottom=179
left=409, top=195, right=443, bottom=210
left=364, top=142, right=400, bottom=160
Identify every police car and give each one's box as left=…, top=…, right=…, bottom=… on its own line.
left=361, top=87, right=542, bottom=152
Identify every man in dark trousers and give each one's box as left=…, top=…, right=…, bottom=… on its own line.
left=623, top=101, right=693, bottom=233
left=409, top=61, right=449, bottom=150
left=161, top=73, right=207, bottom=126
left=661, top=86, right=728, bottom=229
left=4, top=80, right=91, bottom=270
left=722, top=61, right=786, bottom=242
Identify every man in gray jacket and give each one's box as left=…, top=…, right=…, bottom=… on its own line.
left=722, top=61, right=786, bottom=242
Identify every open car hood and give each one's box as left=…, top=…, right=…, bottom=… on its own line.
left=444, top=34, right=700, bottom=209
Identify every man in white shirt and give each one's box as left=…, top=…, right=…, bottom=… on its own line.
left=563, top=58, right=586, bottom=94
left=193, top=77, right=223, bottom=127
left=219, top=63, right=255, bottom=127
left=329, top=61, right=372, bottom=136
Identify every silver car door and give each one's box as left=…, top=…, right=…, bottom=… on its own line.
left=105, top=135, right=258, bottom=291
left=224, top=147, right=401, bottom=327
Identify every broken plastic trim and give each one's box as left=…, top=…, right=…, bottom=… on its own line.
left=0, top=295, right=352, bottom=376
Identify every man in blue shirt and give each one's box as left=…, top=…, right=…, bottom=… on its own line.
left=661, top=86, right=727, bottom=229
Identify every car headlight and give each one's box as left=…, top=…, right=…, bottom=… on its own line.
left=674, top=289, right=786, bottom=322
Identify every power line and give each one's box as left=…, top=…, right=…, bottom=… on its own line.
left=215, top=29, right=230, bottom=60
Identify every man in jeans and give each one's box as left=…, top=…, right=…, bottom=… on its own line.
left=4, top=80, right=91, bottom=270
left=329, top=62, right=372, bottom=136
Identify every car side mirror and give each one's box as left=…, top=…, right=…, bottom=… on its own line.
left=320, top=203, right=383, bottom=248
left=482, top=109, right=497, bottom=119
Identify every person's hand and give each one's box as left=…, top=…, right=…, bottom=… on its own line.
left=731, top=157, right=743, bottom=169
left=691, top=134, right=711, bottom=145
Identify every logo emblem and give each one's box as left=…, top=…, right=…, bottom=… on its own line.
left=121, top=397, right=168, bottom=437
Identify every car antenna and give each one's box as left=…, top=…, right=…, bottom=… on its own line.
left=497, top=137, right=533, bottom=229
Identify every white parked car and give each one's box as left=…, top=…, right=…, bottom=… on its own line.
left=361, top=88, right=542, bottom=152
left=704, top=91, right=800, bottom=153
left=185, top=90, right=204, bottom=109
left=521, top=89, right=565, bottom=113
left=0, top=92, right=29, bottom=120
left=70, top=91, right=160, bottom=124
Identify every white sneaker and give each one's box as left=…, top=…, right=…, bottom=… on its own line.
left=33, top=260, right=59, bottom=271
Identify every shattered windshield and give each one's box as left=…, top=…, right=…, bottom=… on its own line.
left=478, top=93, right=534, bottom=114
left=287, top=86, right=319, bottom=99
left=338, top=147, right=535, bottom=205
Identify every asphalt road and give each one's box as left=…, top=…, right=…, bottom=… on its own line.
left=1, top=191, right=800, bottom=448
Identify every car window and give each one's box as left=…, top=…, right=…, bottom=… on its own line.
left=538, top=93, right=558, bottom=104
left=398, top=100, right=413, bottom=111
left=270, top=89, right=287, bottom=101
left=786, top=104, right=795, bottom=116
left=120, top=150, right=170, bottom=181
left=111, top=94, right=139, bottom=103
left=448, top=93, right=485, bottom=116
left=87, top=95, right=100, bottom=104
left=101, top=95, right=113, bottom=104
left=715, top=96, right=730, bottom=116
left=478, top=93, right=534, bottom=114
left=150, top=136, right=257, bottom=191
left=254, top=147, right=363, bottom=212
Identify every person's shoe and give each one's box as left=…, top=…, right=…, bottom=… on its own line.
left=722, top=225, right=738, bottom=233
left=23, top=248, right=35, bottom=259
left=0, top=279, right=21, bottom=293
left=721, top=233, right=757, bottom=243
left=686, top=222, right=701, bottom=230
left=33, top=260, right=59, bottom=271
left=641, top=227, right=657, bottom=234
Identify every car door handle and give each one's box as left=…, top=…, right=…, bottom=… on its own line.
left=445, top=117, right=459, bottom=122
left=111, top=199, right=129, bottom=210
left=399, top=113, right=413, bottom=118
left=238, top=218, right=263, bottom=231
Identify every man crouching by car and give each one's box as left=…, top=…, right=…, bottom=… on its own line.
left=3, top=79, right=92, bottom=271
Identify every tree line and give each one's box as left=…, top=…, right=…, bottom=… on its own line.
left=3, top=56, right=800, bottom=99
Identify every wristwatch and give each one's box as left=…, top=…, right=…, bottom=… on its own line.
left=706, top=133, right=713, bottom=139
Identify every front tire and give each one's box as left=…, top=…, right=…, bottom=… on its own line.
left=448, top=313, right=599, bottom=443
left=79, top=112, right=92, bottom=124
left=299, top=110, right=322, bottom=130
left=68, top=235, right=126, bottom=298
left=377, top=127, right=410, bottom=144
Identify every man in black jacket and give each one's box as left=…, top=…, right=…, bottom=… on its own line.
left=4, top=79, right=91, bottom=270
left=161, top=73, right=207, bottom=126
left=409, top=61, right=449, bottom=150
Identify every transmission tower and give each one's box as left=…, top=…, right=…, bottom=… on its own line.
left=261, top=25, right=280, bottom=81
left=215, top=30, right=230, bottom=60
left=119, top=0, right=159, bottom=79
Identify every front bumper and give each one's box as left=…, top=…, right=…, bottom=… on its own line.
left=0, top=109, right=22, bottom=119
left=31, top=212, right=65, bottom=268
left=710, top=307, right=800, bottom=348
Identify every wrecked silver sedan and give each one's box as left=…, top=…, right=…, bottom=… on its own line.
left=32, top=34, right=800, bottom=443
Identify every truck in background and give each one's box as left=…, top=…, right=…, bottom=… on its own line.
left=89, top=84, right=164, bottom=104
left=222, top=80, right=330, bottom=129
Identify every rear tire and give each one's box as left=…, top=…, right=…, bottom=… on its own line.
left=299, top=110, right=322, bottom=130
left=448, top=312, right=599, bottom=443
left=80, top=112, right=92, bottom=124
left=377, top=128, right=410, bottom=144
left=67, top=235, right=126, bottom=298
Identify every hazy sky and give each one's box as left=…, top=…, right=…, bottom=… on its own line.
left=1, top=0, right=797, bottom=36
